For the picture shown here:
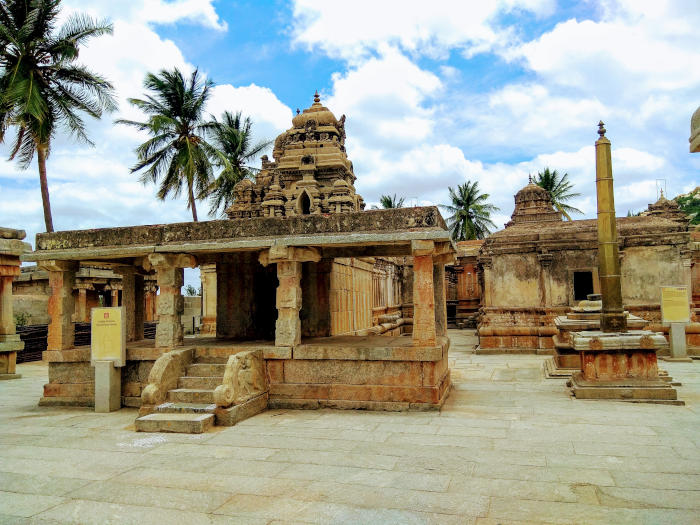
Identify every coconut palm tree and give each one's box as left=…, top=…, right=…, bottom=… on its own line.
left=0, top=0, right=116, bottom=232
left=533, top=167, right=582, bottom=221
left=440, top=181, right=499, bottom=241
left=379, top=194, right=405, bottom=209
left=206, top=111, right=271, bottom=217
left=117, top=68, right=216, bottom=221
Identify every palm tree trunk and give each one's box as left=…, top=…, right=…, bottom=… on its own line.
left=189, top=184, right=198, bottom=222
left=36, top=143, right=54, bottom=232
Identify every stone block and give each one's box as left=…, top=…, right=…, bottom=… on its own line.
left=122, top=381, right=142, bottom=397
left=270, top=383, right=331, bottom=399
left=45, top=348, right=91, bottom=362
left=266, top=360, right=284, bottom=383
left=48, top=362, right=94, bottom=384
left=0, top=351, right=17, bottom=375
left=43, top=382, right=94, bottom=398
left=215, top=392, right=268, bottom=426
left=282, top=360, right=422, bottom=386
left=94, top=360, right=121, bottom=412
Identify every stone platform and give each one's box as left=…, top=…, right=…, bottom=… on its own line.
left=1, top=330, right=698, bottom=524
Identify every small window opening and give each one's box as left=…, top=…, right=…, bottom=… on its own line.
left=573, top=271, right=594, bottom=301
left=299, top=192, right=311, bottom=215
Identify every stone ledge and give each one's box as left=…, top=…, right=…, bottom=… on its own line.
left=215, top=392, right=268, bottom=426
left=292, top=343, right=442, bottom=361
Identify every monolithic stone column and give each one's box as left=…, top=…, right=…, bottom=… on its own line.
left=144, top=281, right=157, bottom=321
left=115, top=267, right=145, bottom=342
left=200, top=263, right=217, bottom=336
left=538, top=252, right=553, bottom=307
left=148, top=253, right=196, bottom=349
left=111, top=288, right=119, bottom=307
left=0, top=230, right=30, bottom=378
left=412, top=241, right=437, bottom=347
left=433, top=263, right=447, bottom=337
left=259, top=245, right=320, bottom=348
left=276, top=261, right=302, bottom=347
left=41, top=260, right=79, bottom=351
left=76, top=285, right=89, bottom=323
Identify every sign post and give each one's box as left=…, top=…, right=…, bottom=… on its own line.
left=660, top=286, right=692, bottom=362
left=91, top=307, right=126, bottom=412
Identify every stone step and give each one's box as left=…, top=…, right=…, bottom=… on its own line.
left=186, top=363, right=226, bottom=376
left=178, top=376, right=222, bottom=389
left=194, top=356, right=230, bottom=364
left=156, top=402, right=216, bottom=414
left=135, top=413, right=215, bottom=434
left=168, top=388, right=216, bottom=404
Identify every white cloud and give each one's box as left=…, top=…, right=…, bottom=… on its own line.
left=291, top=0, right=553, bottom=62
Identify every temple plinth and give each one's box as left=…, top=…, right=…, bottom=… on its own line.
left=568, top=124, right=682, bottom=404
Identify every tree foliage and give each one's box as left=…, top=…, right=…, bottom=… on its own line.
left=533, top=167, right=582, bottom=221
left=206, top=111, right=271, bottom=217
left=379, top=194, right=404, bottom=209
left=0, top=0, right=116, bottom=231
left=117, top=68, right=216, bottom=221
left=675, top=188, right=700, bottom=225
left=440, top=181, right=499, bottom=241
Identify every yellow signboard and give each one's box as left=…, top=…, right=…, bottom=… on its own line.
left=661, top=286, right=690, bottom=324
left=91, top=307, right=126, bottom=367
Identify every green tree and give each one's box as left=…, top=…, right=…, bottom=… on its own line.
left=0, top=0, right=116, bottom=232
left=675, top=188, right=700, bottom=225
left=379, top=194, right=405, bottom=209
left=440, top=181, right=499, bottom=241
left=206, top=111, right=271, bottom=217
left=533, top=167, right=582, bottom=221
left=117, top=68, right=216, bottom=221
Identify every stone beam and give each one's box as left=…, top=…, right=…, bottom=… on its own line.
left=411, top=240, right=435, bottom=257
left=259, top=245, right=321, bottom=266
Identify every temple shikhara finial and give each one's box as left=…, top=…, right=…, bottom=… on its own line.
left=598, top=120, right=606, bottom=138
left=313, top=90, right=320, bottom=103
left=528, top=174, right=533, bottom=184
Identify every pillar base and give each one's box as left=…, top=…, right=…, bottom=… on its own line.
left=569, top=371, right=683, bottom=404
left=0, top=373, right=21, bottom=380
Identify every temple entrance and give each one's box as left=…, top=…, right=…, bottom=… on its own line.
left=573, top=271, right=594, bottom=301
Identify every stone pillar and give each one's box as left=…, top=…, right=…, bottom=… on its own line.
left=144, top=282, right=157, bottom=321
left=41, top=260, right=79, bottom=351
left=116, top=267, right=145, bottom=342
left=259, top=245, right=320, bottom=348
left=148, top=253, right=196, bottom=349
left=0, top=230, right=30, bottom=379
left=76, top=285, right=89, bottom=323
left=478, top=256, right=493, bottom=307
left=433, top=263, right=447, bottom=337
left=538, top=252, right=553, bottom=307
left=412, top=249, right=436, bottom=346
left=200, top=263, right=217, bottom=336
left=276, top=261, right=302, bottom=347
left=111, top=289, right=119, bottom=307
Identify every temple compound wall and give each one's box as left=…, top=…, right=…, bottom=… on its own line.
left=476, top=181, right=698, bottom=354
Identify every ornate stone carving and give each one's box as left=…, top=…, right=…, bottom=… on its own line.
left=225, top=92, right=364, bottom=218
left=140, top=348, right=194, bottom=414
left=213, top=349, right=267, bottom=407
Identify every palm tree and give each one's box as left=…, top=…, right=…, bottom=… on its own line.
left=0, top=0, right=116, bottom=232
left=440, top=181, right=499, bottom=241
left=206, top=111, right=271, bottom=217
left=533, top=167, right=582, bottom=221
left=379, top=194, right=405, bottom=209
left=117, top=68, right=216, bottom=221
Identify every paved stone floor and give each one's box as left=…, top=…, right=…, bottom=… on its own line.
left=1, top=330, right=698, bottom=524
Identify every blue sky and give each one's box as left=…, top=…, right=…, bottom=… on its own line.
left=1, top=0, right=698, bottom=260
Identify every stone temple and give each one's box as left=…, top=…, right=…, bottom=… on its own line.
left=21, top=94, right=455, bottom=432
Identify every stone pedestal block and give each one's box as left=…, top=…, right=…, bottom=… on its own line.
left=569, top=330, right=681, bottom=404
left=94, top=360, right=121, bottom=412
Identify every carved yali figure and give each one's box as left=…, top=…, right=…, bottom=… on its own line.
left=214, top=349, right=267, bottom=407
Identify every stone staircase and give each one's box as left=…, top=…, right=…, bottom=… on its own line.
left=135, top=354, right=226, bottom=434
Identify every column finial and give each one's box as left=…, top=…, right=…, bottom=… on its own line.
left=598, top=120, right=606, bottom=138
